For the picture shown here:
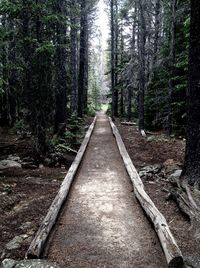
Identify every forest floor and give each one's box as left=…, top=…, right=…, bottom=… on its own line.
left=0, top=115, right=200, bottom=267
left=0, top=117, right=93, bottom=262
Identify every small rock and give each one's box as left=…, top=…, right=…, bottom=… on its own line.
left=2, top=258, right=16, bottom=268
left=19, top=222, right=32, bottom=231
left=184, top=256, right=200, bottom=268
left=39, top=164, right=44, bottom=169
left=7, top=155, right=21, bottom=163
left=169, top=169, right=182, bottom=179
left=163, top=159, right=181, bottom=174
left=147, top=136, right=156, bottom=142
left=0, top=160, right=21, bottom=170
left=5, top=236, right=23, bottom=250
left=1, top=251, right=6, bottom=259
left=139, top=164, right=162, bottom=179
left=2, top=259, right=60, bottom=268
left=5, top=233, right=31, bottom=251
left=21, top=162, right=38, bottom=169
left=44, top=158, right=52, bottom=167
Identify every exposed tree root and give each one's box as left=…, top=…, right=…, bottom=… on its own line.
left=168, top=178, right=200, bottom=239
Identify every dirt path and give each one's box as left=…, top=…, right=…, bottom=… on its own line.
left=45, top=113, right=167, bottom=268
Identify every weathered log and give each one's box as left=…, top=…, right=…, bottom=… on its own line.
left=56, top=144, right=78, bottom=154
left=121, top=121, right=136, bottom=126
left=109, top=117, right=183, bottom=268
left=26, top=117, right=97, bottom=259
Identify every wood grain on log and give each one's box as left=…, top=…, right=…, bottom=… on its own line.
left=109, top=117, right=183, bottom=268
left=26, top=117, right=97, bottom=259
left=121, top=121, right=136, bottom=126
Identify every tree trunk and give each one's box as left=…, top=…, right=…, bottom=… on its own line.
left=34, top=0, right=47, bottom=156
left=21, top=0, right=32, bottom=121
left=127, top=86, right=132, bottom=121
left=182, top=0, right=200, bottom=188
left=54, top=0, right=67, bottom=133
left=167, top=0, right=177, bottom=135
left=110, top=0, right=115, bottom=120
left=83, top=19, right=89, bottom=113
left=78, top=0, right=88, bottom=118
left=8, top=18, right=17, bottom=126
left=153, top=0, right=161, bottom=67
left=114, top=0, right=119, bottom=117
left=70, top=1, right=78, bottom=114
left=0, top=15, right=9, bottom=127
left=138, top=0, right=146, bottom=131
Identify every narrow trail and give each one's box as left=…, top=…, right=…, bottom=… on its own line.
left=45, top=113, right=167, bottom=268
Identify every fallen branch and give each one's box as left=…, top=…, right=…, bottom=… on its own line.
left=26, top=116, right=97, bottom=259
left=109, top=117, right=183, bottom=268
left=121, top=121, right=136, bottom=126
left=56, top=144, right=78, bottom=154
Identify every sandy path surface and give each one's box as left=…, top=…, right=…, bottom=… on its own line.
left=46, top=113, right=167, bottom=268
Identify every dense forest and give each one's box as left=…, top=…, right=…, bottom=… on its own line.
left=0, top=0, right=199, bottom=186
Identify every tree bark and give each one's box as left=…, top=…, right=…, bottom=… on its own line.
left=114, top=0, right=119, bottom=117
left=153, top=0, right=161, bottom=67
left=54, top=0, right=67, bottom=134
left=138, top=0, right=146, bottom=131
left=78, top=0, right=88, bottom=117
left=110, top=0, right=115, bottom=120
left=167, top=0, right=177, bottom=135
left=182, top=0, right=200, bottom=188
left=0, top=15, right=9, bottom=127
left=70, top=10, right=78, bottom=114
left=127, top=86, right=132, bottom=121
left=8, top=18, right=17, bottom=126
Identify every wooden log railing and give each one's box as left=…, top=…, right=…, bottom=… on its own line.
left=26, top=117, right=97, bottom=259
left=109, top=117, right=183, bottom=268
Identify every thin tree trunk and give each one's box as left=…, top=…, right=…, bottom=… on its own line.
left=114, top=0, right=119, bottom=117
left=0, top=15, right=9, bottom=127
left=35, top=0, right=46, bottom=155
left=138, top=0, right=146, bottom=131
left=8, top=18, right=17, bottom=126
left=167, top=0, right=177, bottom=135
left=83, top=19, right=89, bottom=113
left=110, top=0, right=115, bottom=120
left=78, top=0, right=88, bottom=117
left=54, top=0, right=67, bottom=133
left=127, top=86, right=132, bottom=121
left=70, top=5, right=78, bottom=114
left=153, top=0, right=161, bottom=67
left=182, top=0, right=200, bottom=188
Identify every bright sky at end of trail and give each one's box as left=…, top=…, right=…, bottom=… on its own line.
left=96, top=0, right=109, bottom=50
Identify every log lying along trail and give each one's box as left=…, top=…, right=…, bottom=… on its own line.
left=109, top=117, right=183, bottom=268
left=26, top=117, right=97, bottom=259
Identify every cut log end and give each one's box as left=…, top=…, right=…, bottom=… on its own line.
left=168, top=256, right=184, bottom=268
